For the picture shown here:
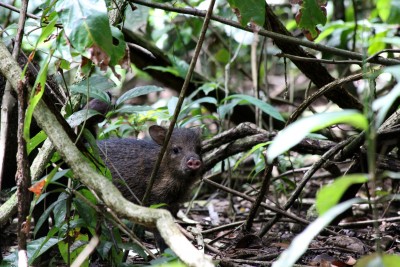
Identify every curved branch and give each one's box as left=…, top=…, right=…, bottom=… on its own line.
left=0, top=42, right=213, bottom=267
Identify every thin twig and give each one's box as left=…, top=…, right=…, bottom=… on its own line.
left=257, top=135, right=358, bottom=237
left=128, top=0, right=400, bottom=66
left=142, top=0, right=216, bottom=205
left=0, top=1, right=40, bottom=19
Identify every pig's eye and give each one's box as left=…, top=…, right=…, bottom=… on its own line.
left=172, top=147, right=180, bottom=154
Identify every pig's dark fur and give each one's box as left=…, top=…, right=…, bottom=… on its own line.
left=97, top=126, right=202, bottom=214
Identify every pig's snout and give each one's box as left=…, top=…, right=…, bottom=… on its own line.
left=187, top=157, right=202, bottom=170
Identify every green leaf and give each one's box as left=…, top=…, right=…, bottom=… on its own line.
left=58, top=234, right=89, bottom=266
left=316, top=174, right=369, bottom=215
left=218, top=99, right=241, bottom=120
left=74, top=197, right=97, bottom=229
left=28, top=237, right=60, bottom=264
left=115, top=86, right=164, bottom=107
left=272, top=198, right=362, bottom=267
left=66, top=109, right=101, bottom=128
left=267, top=110, right=368, bottom=162
left=234, top=142, right=270, bottom=170
left=377, top=0, right=400, bottom=24
left=298, top=0, right=327, bottom=38
left=144, top=66, right=180, bottom=77
left=150, top=203, right=167, bottom=209
left=34, top=194, right=69, bottom=236
left=27, top=130, right=47, bottom=155
left=215, top=48, right=230, bottom=64
left=180, top=97, right=218, bottom=116
left=194, top=83, right=219, bottom=96
left=373, top=66, right=400, bottom=126
left=109, top=26, right=127, bottom=66
left=34, top=14, right=58, bottom=49
left=70, top=75, right=115, bottom=103
left=117, top=242, right=148, bottom=261
left=356, top=253, right=400, bottom=267
left=114, top=105, right=153, bottom=114
left=167, top=96, right=179, bottom=117
left=224, top=94, right=285, bottom=122
left=55, top=0, right=114, bottom=56
left=24, top=53, right=52, bottom=142
left=227, top=0, right=266, bottom=27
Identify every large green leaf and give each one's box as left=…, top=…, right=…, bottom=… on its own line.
left=55, top=0, right=124, bottom=63
left=373, top=66, right=400, bottom=126
left=272, top=198, right=362, bottom=267
left=227, top=0, right=265, bottom=27
left=27, top=130, right=47, bottom=155
left=298, top=0, right=327, bottom=38
left=24, top=53, right=52, bottom=142
left=34, top=194, right=69, bottom=236
left=115, top=85, right=164, bottom=107
left=66, top=109, right=102, bottom=128
left=69, top=75, right=114, bottom=103
left=356, top=253, right=400, bottom=267
left=34, top=14, right=58, bottom=49
left=114, top=105, right=153, bottom=114
left=267, top=110, right=368, bottom=162
left=316, top=174, right=369, bottom=215
left=377, top=0, right=400, bottom=24
left=223, top=94, right=285, bottom=122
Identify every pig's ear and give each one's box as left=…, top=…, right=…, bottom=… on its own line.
left=149, top=125, right=167, bottom=145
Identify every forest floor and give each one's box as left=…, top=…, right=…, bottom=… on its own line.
left=2, top=176, right=400, bottom=266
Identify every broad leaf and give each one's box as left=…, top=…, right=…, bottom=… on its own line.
left=145, top=66, right=179, bottom=76
left=272, top=198, right=362, bottom=267
left=356, top=253, right=400, bottom=267
left=70, top=75, right=114, bottom=103
left=298, top=0, right=327, bottom=38
left=316, top=174, right=369, bottom=215
left=115, top=105, right=153, bottom=114
left=224, top=94, right=285, bottom=122
left=377, top=0, right=400, bottom=24
left=116, top=86, right=164, bottom=106
left=34, top=194, right=68, bottom=236
left=267, top=110, right=368, bottom=162
left=35, top=14, right=58, bottom=49
left=227, top=0, right=266, bottom=26
left=55, top=0, right=113, bottom=55
left=67, top=109, right=102, bottom=128
left=24, top=53, right=52, bottom=142
left=27, top=130, right=47, bottom=155
left=373, top=66, right=400, bottom=126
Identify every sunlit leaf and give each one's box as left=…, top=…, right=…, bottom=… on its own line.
left=224, top=94, right=285, bottom=122
left=272, top=198, right=362, bottom=267
left=316, top=174, right=369, bottom=215
left=267, top=110, right=368, bottom=162
left=356, top=253, right=400, bottom=267
left=115, top=105, right=153, bottom=114
left=373, top=66, right=400, bottom=126
left=27, top=130, right=47, bottom=155
left=24, top=53, right=52, bottom=142
left=56, top=0, right=112, bottom=56
left=69, top=75, right=114, bottom=103
left=298, top=0, right=327, bottom=38
left=35, top=15, right=58, bottom=49
left=116, top=86, right=164, bottom=107
left=227, top=0, right=266, bottom=26
left=377, top=0, right=400, bottom=24
left=145, top=66, right=179, bottom=76
left=66, top=109, right=101, bottom=128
